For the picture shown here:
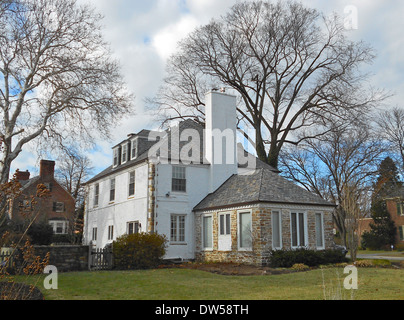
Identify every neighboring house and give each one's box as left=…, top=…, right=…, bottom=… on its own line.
left=9, top=160, right=76, bottom=236
left=83, top=91, right=336, bottom=265
left=359, top=191, right=404, bottom=246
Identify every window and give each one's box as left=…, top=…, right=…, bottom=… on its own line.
left=399, top=226, right=404, bottom=241
left=291, top=212, right=307, bottom=248
left=397, top=202, right=404, bottom=216
left=108, top=225, right=114, bottom=240
left=127, top=221, right=139, bottom=235
left=315, top=213, right=324, bottom=249
left=122, top=143, right=128, bottom=163
left=128, top=171, right=135, bottom=196
left=49, top=220, right=68, bottom=234
left=19, top=200, right=32, bottom=210
left=94, top=184, right=99, bottom=207
left=92, top=227, right=97, bottom=241
left=171, top=215, right=186, bottom=243
left=110, top=178, right=115, bottom=202
left=113, top=148, right=119, bottom=167
left=219, top=213, right=231, bottom=236
left=239, top=211, right=252, bottom=250
left=202, top=215, right=213, bottom=249
left=272, top=211, right=282, bottom=249
left=53, top=202, right=65, bottom=212
left=44, top=182, right=53, bottom=191
left=131, top=138, right=138, bottom=159
left=172, top=166, right=186, bottom=192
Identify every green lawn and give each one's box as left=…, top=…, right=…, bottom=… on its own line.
left=15, top=267, right=404, bottom=300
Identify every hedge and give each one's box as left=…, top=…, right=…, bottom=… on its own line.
left=269, top=248, right=348, bottom=268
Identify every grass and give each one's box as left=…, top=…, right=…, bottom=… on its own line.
left=13, top=267, right=404, bottom=300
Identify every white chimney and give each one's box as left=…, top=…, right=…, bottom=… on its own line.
left=205, top=91, right=238, bottom=193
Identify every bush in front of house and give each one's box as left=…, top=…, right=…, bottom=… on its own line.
left=27, top=222, right=54, bottom=245
left=112, top=232, right=167, bottom=270
left=268, top=248, right=348, bottom=268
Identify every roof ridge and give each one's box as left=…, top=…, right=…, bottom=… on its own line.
left=257, top=168, right=265, bottom=201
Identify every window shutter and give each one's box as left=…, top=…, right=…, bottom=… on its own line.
left=399, top=226, right=404, bottom=241
left=52, top=202, right=56, bottom=211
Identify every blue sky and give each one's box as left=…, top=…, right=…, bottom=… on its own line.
left=11, top=0, right=404, bottom=177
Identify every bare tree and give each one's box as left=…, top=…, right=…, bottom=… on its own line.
left=376, top=107, right=404, bottom=173
left=0, top=0, right=133, bottom=184
left=341, top=183, right=370, bottom=262
left=280, top=118, right=386, bottom=247
left=55, top=147, right=93, bottom=208
left=148, top=0, right=383, bottom=168
left=54, top=146, right=93, bottom=242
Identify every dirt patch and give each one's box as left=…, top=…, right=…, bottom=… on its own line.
left=161, top=262, right=294, bottom=276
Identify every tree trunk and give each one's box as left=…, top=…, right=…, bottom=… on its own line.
left=0, top=137, right=13, bottom=184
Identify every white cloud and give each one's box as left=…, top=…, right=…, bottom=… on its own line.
left=10, top=0, right=404, bottom=176
left=152, top=16, right=199, bottom=61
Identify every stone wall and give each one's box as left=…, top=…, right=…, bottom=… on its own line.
left=33, top=245, right=89, bottom=272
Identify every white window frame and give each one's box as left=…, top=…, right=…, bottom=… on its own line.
left=121, top=143, right=128, bottom=164
left=272, top=209, right=282, bottom=250
left=170, top=214, right=186, bottom=244
left=399, top=225, right=404, bottom=241
left=108, top=225, right=114, bottom=241
left=92, top=227, right=97, bottom=241
left=113, top=148, right=119, bottom=167
left=202, top=214, right=213, bottom=251
left=127, top=221, right=140, bottom=235
left=171, top=166, right=186, bottom=192
left=397, top=202, right=404, bottom=216
left=109, top=178, right=116, bottom=202
left=128, top=171, right=135, bottom=197
left=93, top=183, right=99, bottom=207
left=219, top=212, right=231, bottom=236
left=131, top=137, right=138, bottom=160
left=238, top=210, right=252, bottom=251
left=49, top=220, right=68, bottom=235
left=315, top=212, right=325, bottom=250
left=290, top=211, right=308, bottom=249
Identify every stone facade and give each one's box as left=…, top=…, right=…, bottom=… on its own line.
left=195, top=204, right=334, bottom=266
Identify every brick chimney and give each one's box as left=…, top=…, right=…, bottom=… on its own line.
left=15, top=169, right=30, bottom=181
left=39, top=160, right=55, bottom=180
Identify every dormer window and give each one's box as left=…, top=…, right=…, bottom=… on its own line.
left=113, top=148, right=120, bottom=167
left=122, top=143, right=128, bottom=164
left=131, top=138, right=138, bottom=160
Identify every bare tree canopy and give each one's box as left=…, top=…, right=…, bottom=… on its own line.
left=376, top=107, right=404, bottom=173
left=280, top=117, right=387, bottom=247
left=0, top=0, right=134, bottom=183
left=148, top=0, right=383, bottom=169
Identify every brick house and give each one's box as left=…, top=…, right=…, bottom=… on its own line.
left=358, top=191, right=404, bottom=247
left=9, top=160, right=75, bottom=235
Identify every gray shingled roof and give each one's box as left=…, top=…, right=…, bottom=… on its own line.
left=84, top=119, right=205, bottom=185
left=193, top=168, right=335, bottom=211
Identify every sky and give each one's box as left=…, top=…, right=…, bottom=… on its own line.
left=10, top=0, right=404, bottom=177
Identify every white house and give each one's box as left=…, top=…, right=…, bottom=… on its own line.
left=83, top=91, right=336, bottom=265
